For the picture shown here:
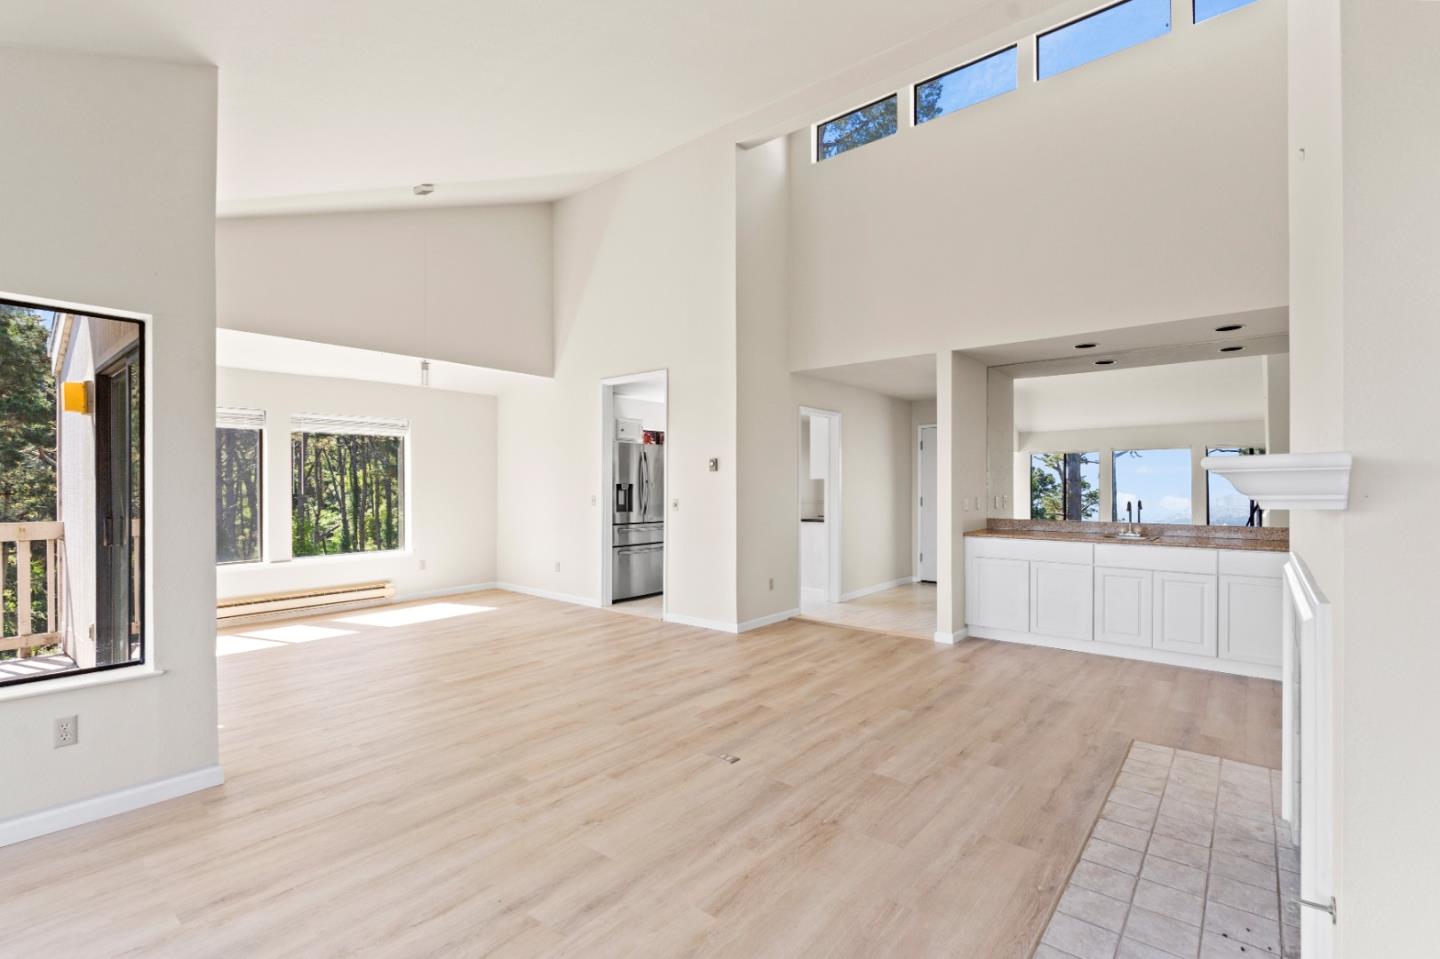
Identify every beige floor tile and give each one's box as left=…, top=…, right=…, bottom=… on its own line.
left=1043, top=912, right=1121, bottom=959
left=1059, top=884, right=1132, bottom=933
left=1146, top=834, right=1210, bottom=871
left=1207, top=873, right=1279, bottom=920
left=1084, top=838, right=1145, bottom=876
left=1140, top=854, right=1207, bottom=897
left=1071, top=860, right=1140, bottom=902
left=1204, top=901, right=1280, bottom=954
left=1093, top=818, right=1151, bottom=853
left=1124, top=905, right=1201, bottom=958
left=1132, top=878, right=1204, bottom=927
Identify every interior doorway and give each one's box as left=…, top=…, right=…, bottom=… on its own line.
left=798, top=407, right=841, bottom=609
left=600, top=371, right=667, bottom=618
left=917, top=424, right=937, bottom=583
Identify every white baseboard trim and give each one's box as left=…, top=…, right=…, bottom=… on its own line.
left=799, top=587, right=826, bottom=606
left=0, top=764, right=225, bottom=849
left=933, top=628, right=969, bottom=646
left=494, top=583, right=602, bottom=608
left=738, top=608, right=799, bottom=633
left=395, top=582, right=498, bottom=603
left=967, top=626, right=1282, bottom=680
left=663, top=612, right=739, bottom=633
left=840, top=577, right=915, bottom=603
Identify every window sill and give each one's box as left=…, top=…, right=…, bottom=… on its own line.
left=0, top=665, right=166, bottom=704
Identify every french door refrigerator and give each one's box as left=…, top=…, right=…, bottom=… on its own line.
left=612, top=441, right=664, bottom=600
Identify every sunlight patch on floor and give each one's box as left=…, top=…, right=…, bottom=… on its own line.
left=334, top=602, right=496, bottom=628
left=239, top=624, right=356, bottom=643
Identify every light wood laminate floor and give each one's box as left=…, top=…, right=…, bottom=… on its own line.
left=0, top=589, right=1279, bottom=958
left=800, top=581, right=937, bottom=641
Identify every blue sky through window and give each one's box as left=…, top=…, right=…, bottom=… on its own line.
left=915, top=47, right=1017, bottom=124
left=1113, top=448, right=1192, bottom=524
left=1205, top=447, right=1261, bottom=526
left=1194, top=0, right=1258, bottom=24
left=1037, top=0, right=1171, bottom=81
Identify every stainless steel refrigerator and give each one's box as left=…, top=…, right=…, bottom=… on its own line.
left=612, top=440, right=664, bottom=601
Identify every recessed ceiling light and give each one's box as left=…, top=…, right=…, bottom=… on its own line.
left=1094, top=359, right=1115, bottom=366
left=1215, top=323, right=1243, bottom=332
left=413, top=183, right=435, bottom=196
left=1075, top=342, right=1098, bottom=349
left=1219, top=345, right=1244, bottom=353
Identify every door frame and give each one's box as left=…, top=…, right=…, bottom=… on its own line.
left=915, top=422, right=937, bottom=583
left=797, top=406, right=842, bottom=605
left=600, top=370, right=668, bottom=610
left=93, top=342, right=145, bottom=668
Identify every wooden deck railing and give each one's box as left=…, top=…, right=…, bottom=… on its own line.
left=1, top=521, right=65, bottom=660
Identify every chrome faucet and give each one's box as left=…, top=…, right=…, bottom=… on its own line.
left=1118, top=500, right=1144, bottom=539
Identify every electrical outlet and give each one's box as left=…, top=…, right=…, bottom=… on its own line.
left=768, top=577, right=774, bottom=591
left=671, top=498, right=679, bottom=511
left=554, top=561, right=561, bottom=573
left=418, top=558, right=427, bottom=571
left=55, top=715, right=78, bottom=748
left=591, top=494, right=597, bottom=506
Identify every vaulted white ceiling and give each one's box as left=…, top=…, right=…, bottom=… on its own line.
left=1, top=0, right=998, bottom=214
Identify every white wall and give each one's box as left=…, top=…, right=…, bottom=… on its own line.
left=613, top=396, right=665, bottom=431
left=1013, top=358, right=1267, bottom=433
left=786, top=0, right=1287, bottom=370
left=0, top=48, right=218, bottom=823
left=496, top=135, right=739, bottom=624
left=215, top=367, right=496, bottom=602
left=1288, top=0, right=1440, bottom=952
left=937, top=352, right=989, bottom=640
left=217, top=204, right=553, bottom=376
left=736, top=138, right=798, bottom=623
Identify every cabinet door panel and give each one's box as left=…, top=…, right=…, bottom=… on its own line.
left=1094, top=566, right=1153, bottom=648
left=968, top=557, right=1029, bottom=632
left=1030, top=562, right=1093, bottom=641
left=1219, top=574, right=1283, bottom=666
left=1153, top=571, right=1218, bottom=657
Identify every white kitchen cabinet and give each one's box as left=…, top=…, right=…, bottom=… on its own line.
left=967, top=556, right=1030, bottom=632
left=1219, top=574, right=1284, bottom=666
left=962, top=535, right=1282, bottom=678
left=1030, top=562, right=1093, bottom=641
left=1153, top=571, right=1218, bottom=657
left=1094, top=566, right=1153, bottom=648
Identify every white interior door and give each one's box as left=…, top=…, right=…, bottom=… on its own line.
left=918, top=425, right=937, bottom=582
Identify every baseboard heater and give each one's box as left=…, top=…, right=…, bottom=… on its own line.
left=217, top=581, right=394, bottom=624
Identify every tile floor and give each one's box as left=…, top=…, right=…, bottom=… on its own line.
left=1037, top=741, right=1301, bottom=959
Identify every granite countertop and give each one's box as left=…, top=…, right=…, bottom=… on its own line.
left=965, top=521, right=1289, bottom=553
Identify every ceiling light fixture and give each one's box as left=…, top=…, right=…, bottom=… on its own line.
left=1094, top=359, right=1115, bottom=366
left=1215, top=323, right=1243, bottom=332
left=1075, top=342, right=1098, bottom=349
left=1219, top=346, right=1244, bottom=353
left=413, top=183, right=435, bottom=196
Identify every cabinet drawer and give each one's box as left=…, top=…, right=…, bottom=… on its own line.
left=1217, top=550, right=1288, bottom=579
left=1094, top=543, right=1218, bottom=575
left=967, top=536, right=1092, bottom=565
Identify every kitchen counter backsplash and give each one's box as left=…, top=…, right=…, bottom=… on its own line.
left=971, top=518, right=1289, bottom=552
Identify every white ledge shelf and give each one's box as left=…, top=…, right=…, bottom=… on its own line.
left=1201, top=452, right=1353, bottom=511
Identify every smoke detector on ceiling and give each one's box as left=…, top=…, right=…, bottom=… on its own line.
left=413, top=183, right=435, bottom=196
